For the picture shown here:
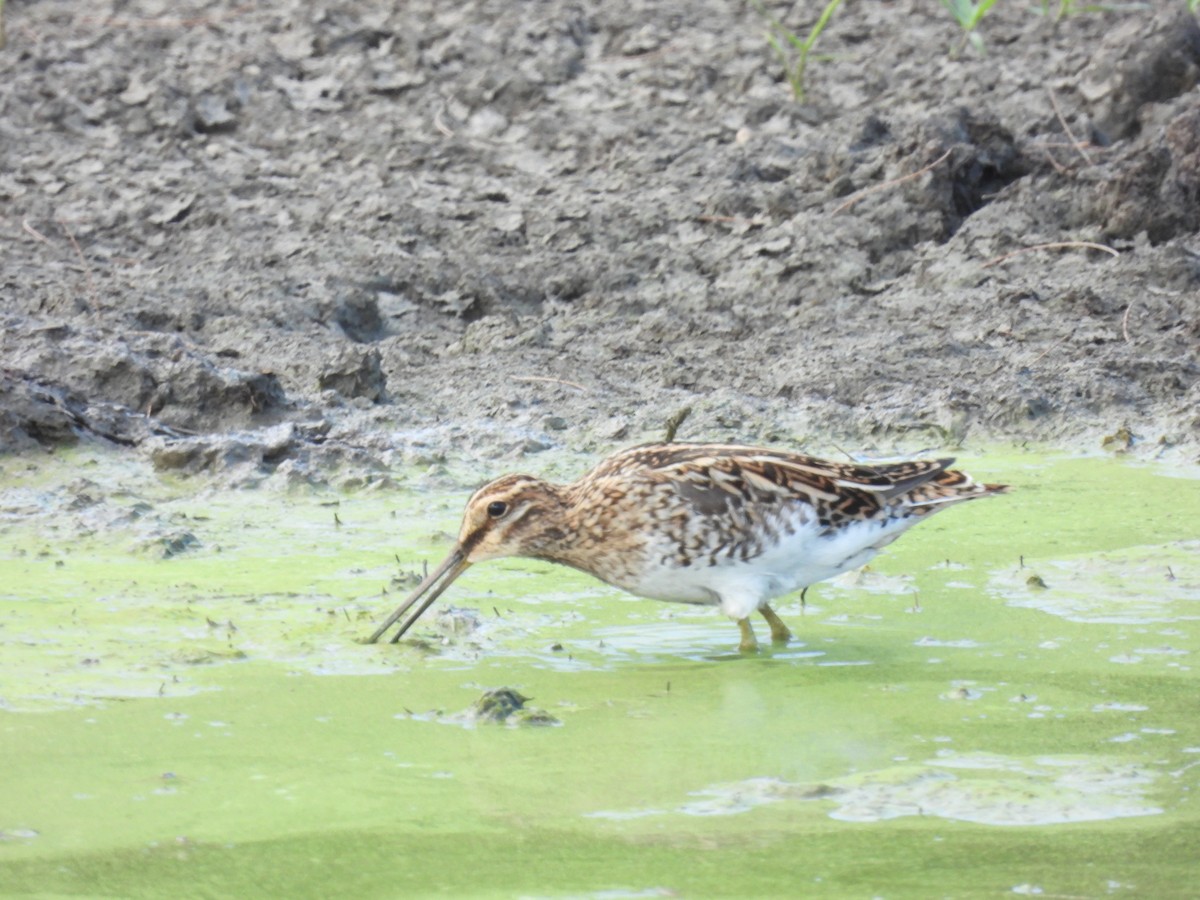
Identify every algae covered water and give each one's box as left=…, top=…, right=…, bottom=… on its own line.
left=1, top=447, right=1198, bottom=897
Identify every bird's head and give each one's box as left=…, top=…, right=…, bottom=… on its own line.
left=365, top=473, right=566, bottom=644
left=455, top=473, right=564, bottom=563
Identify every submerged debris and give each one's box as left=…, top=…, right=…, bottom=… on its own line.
left=404, top=688, right=561, bottom=728
left=395, top=689, right=561, bottom=729
left=1102, top=427, right=1135, bottom=453
left=435, top=606, right=481, bottom=638
left=160, top=531, right=200, bottom=558
left=473, top=687, right=530, bottom=722
left=471, top=688, right=559, bottom=727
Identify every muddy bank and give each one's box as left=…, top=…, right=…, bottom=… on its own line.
left=2, top=0, right=1198, bottom=475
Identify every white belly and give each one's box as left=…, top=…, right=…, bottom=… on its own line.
left=623, top=514, right=914, bottom=621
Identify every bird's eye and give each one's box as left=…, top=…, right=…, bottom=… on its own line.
left=486, top=500, right=509, bottom=519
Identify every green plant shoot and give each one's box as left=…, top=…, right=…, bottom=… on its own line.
left=940, top=0, right=999, bottom=54
left=753, top=0, right=846, bottom=101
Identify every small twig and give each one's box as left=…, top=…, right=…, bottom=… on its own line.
left=433, top=104, right=455, bottom=138
left=22, top=219, right=54, bottom=245
left=981, top=241, right=1119, bottom=269
left=1039, top=147, right=1070, bottom=176
left=80, top=5, right=251, bottom=30
left=1033, top=139, right=1110, bottom=153
left=510, top=375, right=588, bottom=392
left=979, top=358, right=1006, bottom=378
left=1047, top=87, right=1093, bottom=167
left=663, top=406, right=691, bottom=442
left=696, top=214, right=767, bottom=227
left=832, top=148, right=953, bottom=214
left=829, top=442, right=856, bottom=462
left=1121, top=300, right=1135, bottom=343
left=15, top=215, right=92, bottom=226
left=58, top=218, right=100, bottom=315
left=1029, top=333, right=1069, bottom=367
left=600, top=42, right=677, bottom=65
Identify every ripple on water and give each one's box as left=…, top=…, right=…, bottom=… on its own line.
left=827, top=569, right=918, bottom=596
left=589, top=622, right=828, bottom=664
left=586, top=752, right=1162, bottom=826
left=988, top=541, right=1200, bottom=624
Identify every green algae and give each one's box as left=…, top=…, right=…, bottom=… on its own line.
left=0, top=447, right=1198, bottom=897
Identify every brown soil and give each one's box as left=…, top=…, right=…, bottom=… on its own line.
left=3, top=1, right=1198, bottom=477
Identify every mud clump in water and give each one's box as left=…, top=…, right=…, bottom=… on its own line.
left=471, top=688, right=560, bottom=728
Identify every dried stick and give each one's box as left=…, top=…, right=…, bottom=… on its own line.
left=696, top=214, right=767, bottom=227
left=832, top=148, right=953, bottom=214
left=22, top=218, right=53, bottom=245
left=433, top=104, right=455, bottom=138
left=1039, top=147, right=1070, bottom=176
left=57, top=218, right=100, bottom=315
left=510, top=375, right=588, bottom=392
left=981, top=240, right=1119, bottom=269
left=1047, top=87, right=1093, bottom=167
left=81, top=5, right=251, bottom=30
left=1029, top=334, right=1069, bottom=367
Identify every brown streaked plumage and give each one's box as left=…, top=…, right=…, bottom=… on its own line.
left=367, top=442, right=1009, bottom=652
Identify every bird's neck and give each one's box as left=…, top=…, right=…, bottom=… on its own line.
left=513, top=480, right=613, bottom=571
left=514, top=480, right=578, bottom=565
left=526, top=480, right=644, bottom=583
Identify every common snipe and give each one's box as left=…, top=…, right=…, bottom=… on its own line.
left=367, top=442, right=1008, bottom=652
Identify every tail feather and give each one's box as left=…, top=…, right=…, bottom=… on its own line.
left=836, top=457, right=958, bottom=500
left=903, top=469, right=1009, bottom=512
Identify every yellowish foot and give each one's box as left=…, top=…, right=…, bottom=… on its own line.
left=759, top=604, right=792, bottom=644
left=737, top=618, right=759, bottom=653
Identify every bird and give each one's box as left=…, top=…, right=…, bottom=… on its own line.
left=366, top=442, right=1009, bottom=653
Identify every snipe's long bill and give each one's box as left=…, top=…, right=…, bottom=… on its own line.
left=367, top=442, right=1009, bottom=652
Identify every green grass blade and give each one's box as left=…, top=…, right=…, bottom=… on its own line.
left=969, top=0, right=1000, bottom=27
left=804, top=0, right=846, bottom=53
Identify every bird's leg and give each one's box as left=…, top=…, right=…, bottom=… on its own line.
left=737, top=618, right=759, bottom=653
left=759, top=604, right=792, bottom=644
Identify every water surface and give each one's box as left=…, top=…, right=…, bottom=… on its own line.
left=1, top=448, right=1197, bottom=897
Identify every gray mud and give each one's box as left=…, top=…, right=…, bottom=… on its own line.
left=2, top=1, right=1198, bottom=476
